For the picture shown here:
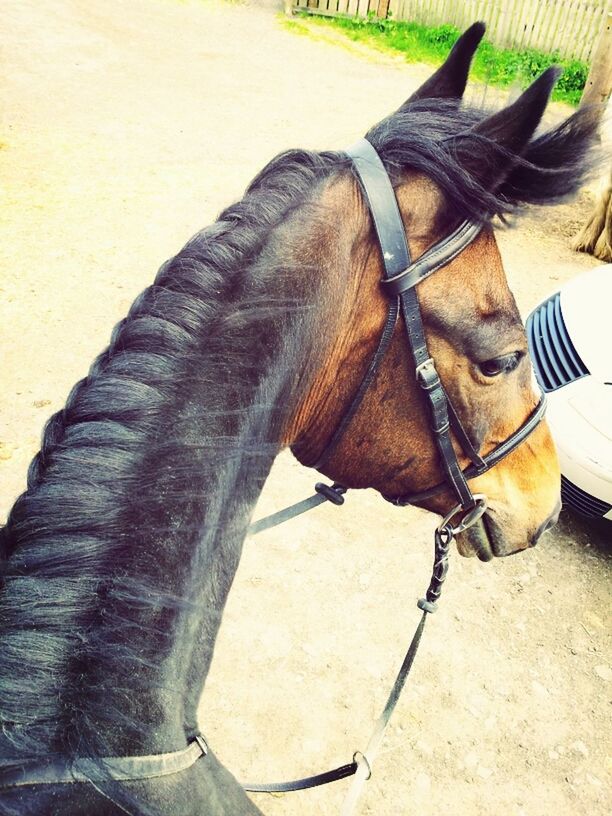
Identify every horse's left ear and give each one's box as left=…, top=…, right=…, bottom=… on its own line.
left=399, top=22, right=486, bottom=108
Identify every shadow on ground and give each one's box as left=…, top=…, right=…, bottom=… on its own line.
left=556, top=510, right=611, bottom=555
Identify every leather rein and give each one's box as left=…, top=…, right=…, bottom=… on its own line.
left=0, top=139, right=546, bottom=814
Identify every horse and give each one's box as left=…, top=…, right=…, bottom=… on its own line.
left=0, top=22, right=597, bottom=816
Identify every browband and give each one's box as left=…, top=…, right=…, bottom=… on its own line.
left=381, top=219, right=482, bottom=296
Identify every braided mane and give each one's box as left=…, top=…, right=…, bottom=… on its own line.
left=0, top=147, right=339, bottom=759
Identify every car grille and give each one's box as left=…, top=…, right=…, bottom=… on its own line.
left=561, top=475, right=611, bottom=519
left=526, top=292, right=589, bottom=392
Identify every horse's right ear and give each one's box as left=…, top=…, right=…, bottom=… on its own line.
left=456, top=66, right=562, bottom=192
left=399, top=22, right=486, bottom=109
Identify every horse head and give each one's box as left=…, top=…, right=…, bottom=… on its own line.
left=289, top=23, right=595, bottom=560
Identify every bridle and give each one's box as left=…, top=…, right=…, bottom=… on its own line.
left=0, top=139, right=547, bottom=813
left=309, top=138, right=547, bottom=528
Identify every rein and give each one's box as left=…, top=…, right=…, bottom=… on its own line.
left=242, top=507, right=457, bottom=816
left=0, top=139, right=546, bottom=815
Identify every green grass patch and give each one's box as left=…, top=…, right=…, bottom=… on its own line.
left=286, top=13, right=587, bottom=106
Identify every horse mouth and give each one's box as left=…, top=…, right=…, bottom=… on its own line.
left=455, top=514, right=496, bottom=561
left=456, top=512, right=537, bottom=561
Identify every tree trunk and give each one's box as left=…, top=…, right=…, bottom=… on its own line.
left=571, top=169, right=612, bottom=262
left=571, top=13, right=612, bottom=262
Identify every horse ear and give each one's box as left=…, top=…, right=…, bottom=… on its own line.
left=399, top=22, right=486, bottom=108
left=458, top=66, right=561, bottom=191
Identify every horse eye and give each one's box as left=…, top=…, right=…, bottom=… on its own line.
left=478, top=352, right=522, bottom=378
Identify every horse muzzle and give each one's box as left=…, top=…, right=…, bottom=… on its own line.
left=455, top=497, right=561, bottom=561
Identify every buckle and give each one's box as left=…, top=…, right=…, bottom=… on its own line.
left=194, top=735, right=209, bottom=756
left=415, top=358, right=439, bottom=390
left=437, top=494, right=487, bottom=535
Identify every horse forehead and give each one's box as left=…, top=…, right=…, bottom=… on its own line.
left=394, top=175, right=446, bottom=239
left=419, top=229, right=524, bottom=346
left=433, top=228, right=512, bottom=305
left=368, top=171, right=518, bottom=327
left=393, top=178, right=510, bottom=301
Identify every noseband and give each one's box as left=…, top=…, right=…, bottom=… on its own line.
left=310, top=138, right=546, bottom=530
left=0, top=139, right=547, bottom=810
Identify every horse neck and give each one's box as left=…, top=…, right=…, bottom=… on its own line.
left=0, top=313, right=279, bottom=761
left=0, top=161, right=353, bottom=762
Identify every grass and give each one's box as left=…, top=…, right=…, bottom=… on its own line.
left=282, top=13, right=588, bottom=107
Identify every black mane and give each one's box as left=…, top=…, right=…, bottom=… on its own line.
left=0, top=147, right=340, bottom=761
left=366, top=97, right=598, bottom=221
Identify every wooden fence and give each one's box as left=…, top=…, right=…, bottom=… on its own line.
left=293, top=0, right=610, bottom=62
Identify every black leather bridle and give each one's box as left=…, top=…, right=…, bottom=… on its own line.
left=312, top=138, right=547, bottom=529
left=0, top=139, right=547, bottom=810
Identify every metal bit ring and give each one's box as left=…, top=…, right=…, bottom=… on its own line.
left=437, top=494, right=487, bottom=536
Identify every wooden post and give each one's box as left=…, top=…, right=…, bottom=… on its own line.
left=284, top=0, right=294, bottom=16
left=581, top=11, right=612, bottom=108
left=376, top=0, right=390, bottom=18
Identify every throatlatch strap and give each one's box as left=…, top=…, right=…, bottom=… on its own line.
left=305, top=137, right=411, bottom=470
left=313, top=299, right=399, bottom=469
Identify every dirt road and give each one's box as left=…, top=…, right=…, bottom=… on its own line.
left=1, top=2, right=610, bottom=814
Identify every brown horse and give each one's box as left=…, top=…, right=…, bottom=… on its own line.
left=0, top=23, right=596, bottom=816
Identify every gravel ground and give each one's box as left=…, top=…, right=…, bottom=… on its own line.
left=1, top=2, right=610, bottom=815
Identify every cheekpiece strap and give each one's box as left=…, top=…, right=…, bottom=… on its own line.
left=345, top=138, right=478, bottom=511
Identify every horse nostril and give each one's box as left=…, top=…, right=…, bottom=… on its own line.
left=531, top=499, right=562, bottom=546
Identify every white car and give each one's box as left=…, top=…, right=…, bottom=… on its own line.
left=526, top=264, right=612, bottom=522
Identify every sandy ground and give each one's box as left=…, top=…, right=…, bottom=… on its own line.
left=1, top=1, right=610, bottom=814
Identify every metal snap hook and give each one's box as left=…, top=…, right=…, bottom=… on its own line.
left=437, top=494, right=487, bottom=536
